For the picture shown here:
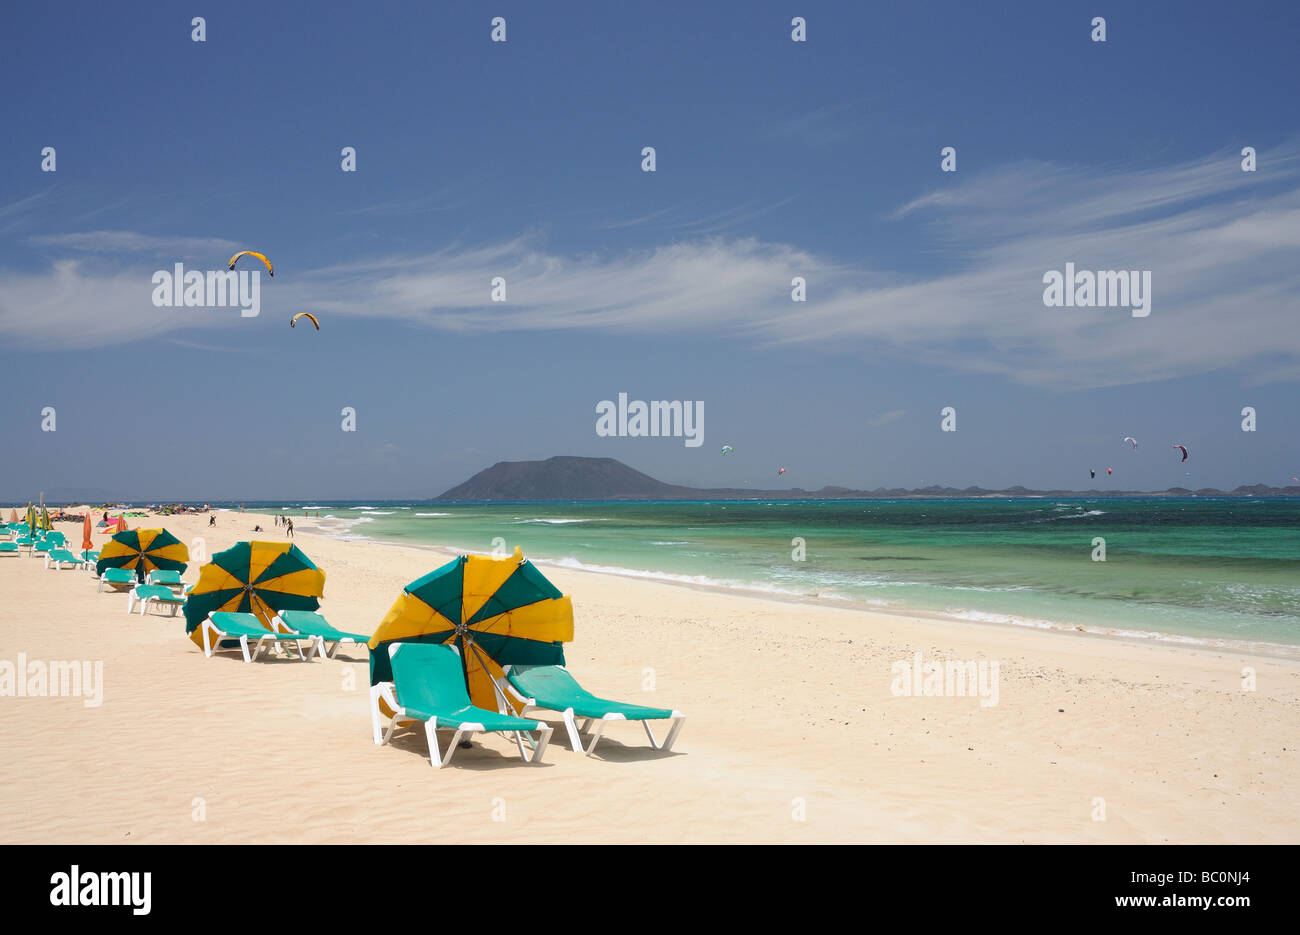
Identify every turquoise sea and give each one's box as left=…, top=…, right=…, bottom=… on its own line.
left=237, top=498, right=1300, bottom=651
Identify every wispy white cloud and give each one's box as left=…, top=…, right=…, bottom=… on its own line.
left=30, top=230, right=240, bottom=255
left=866, top=409, right=906, bottom=428
left=768, top=98, right=881, bottom=147
left=3, top=143, right=1298, bottom=388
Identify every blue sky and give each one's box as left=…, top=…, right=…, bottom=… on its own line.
left=2, top=1, right=1298, bottom=500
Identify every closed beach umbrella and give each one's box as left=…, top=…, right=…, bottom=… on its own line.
left=96, top=528, right=189, bottom=582
left=82, top=515, right=93, bottom=551
left=7, top=509, right=16, bottom=523
left=183, top=541, right=326, bottom=647
left=368, top=547, right=573, bottom=713
left=26, top=504, right=36, bottom=537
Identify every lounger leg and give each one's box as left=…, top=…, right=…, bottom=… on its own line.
left=240, top=636, right=253, bottom=663
left=641, top=714, right=685, bottom=751
left=126, top=593, right=136, bottom=614
left=428, top=724, right=468, bottom=768
left=661, top=715, right=685, bottom=752
left=201, top=623, right=218, bottom=658
left=519, top=723, right=552, bottom=764
left=369, top=686, right=386, bottom=744
left=562, top=708, right=584, bottom=752
left=583, top=719, right=610, bottom=756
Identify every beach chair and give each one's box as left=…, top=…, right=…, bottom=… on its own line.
left=44, top=531, right=67, bottom=547
left=370, top=643, right=552, bottom=768
left=30, top=539, right=52, bottom=558
left=145, top=569, right=185, bottom=592
left=0, top=541, right=17, bottom=556
left=127, top=584, right=185, bottom=616
left=44, top=548, right=84, bottom=570
left=80, top=551, right=100, bottom=576
left=193, top=611, right=320, bottom=663
left=98, top=568, right=139, bottom=591
left=273, top=610, right=370, bottom=659
left=496, top=664, right=685, bottom=756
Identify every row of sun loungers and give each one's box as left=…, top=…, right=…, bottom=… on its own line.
left=12, top=520, right=687, bottom=769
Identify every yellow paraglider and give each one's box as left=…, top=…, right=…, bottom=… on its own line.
left=290, top=312, right=320, bottom=331
left=228, top=251, right=273, bottom=277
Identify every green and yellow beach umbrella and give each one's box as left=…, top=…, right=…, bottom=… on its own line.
left=369, top=547, right=573, bottom=713
left=183, top=541, right=326, bottom=648
left=96, top=528, right=189, bottom=582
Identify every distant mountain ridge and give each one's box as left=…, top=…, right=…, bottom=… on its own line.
left=434, top=456, right=1300, bottom=501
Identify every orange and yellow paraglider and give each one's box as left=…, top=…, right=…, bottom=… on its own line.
left=289, top=312, right=320, bottom=330
left=228, top=251, right=273, bottom=277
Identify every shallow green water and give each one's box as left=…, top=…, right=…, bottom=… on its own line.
left=255, top=498, right=1300, bottom=648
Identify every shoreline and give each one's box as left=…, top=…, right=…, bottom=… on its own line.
left=293, top=518, right=1300, bottom=664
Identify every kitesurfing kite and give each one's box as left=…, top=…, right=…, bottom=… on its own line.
left=228, top=251, right=274, bottom=277
left=1124, top=437, right=1138, bottom=450
left=1106, top=467, right=1112, bottom=475
left=1173, top=444, right=1188, bottom=462
left=1090, top=469, right=1096, bottom=479
left=290, top=312, right=320, bottom=330
left=721, top=446, right=734, bottom=455
left=778, top=467, right=786, bottom=477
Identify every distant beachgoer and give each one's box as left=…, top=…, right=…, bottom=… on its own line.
left=253, top=524, right=262, bottom=532
left=209, top=515, right=216, bottom=527
left=286, top=519, right=294, bottom=538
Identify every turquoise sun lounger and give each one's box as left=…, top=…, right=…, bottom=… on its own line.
left=497, top=664, right=685, bottom=756
left=273, top=610, right=370, bottom=659
left=193, top=611, right=320, bottom=663
left=44, top=548, right=84, bottom=570
left=370, top=642, right=552, bottom=768
left=98, top=567, right=138, bottom=591
left=146, top=569, right=184, bottom=590
left=127, top=584, right=185, bottom=616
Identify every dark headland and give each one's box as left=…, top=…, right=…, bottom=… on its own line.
left=433, top=456, right=1300, bottom=502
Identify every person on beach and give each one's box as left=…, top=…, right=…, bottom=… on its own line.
left=209, top=515, right=216, bottom=527
left=286, top=518, right=294, bottom=538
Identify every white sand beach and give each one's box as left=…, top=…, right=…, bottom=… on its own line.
left=0, top=508, right=1296, bottom=844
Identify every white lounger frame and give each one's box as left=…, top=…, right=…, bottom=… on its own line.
left=270, top=612, right=364, bottom=660
left=196, top=616, right=319, bottom=663
left=126, top=587, right=183, bottom=617
left=495, top=670, right=685, bottom=756
left=369, top=645, right=552, bottom=768
left=44, top=553, right=85, bottom=571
